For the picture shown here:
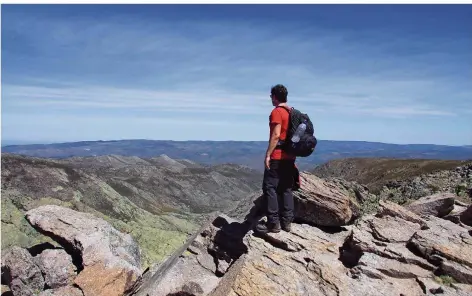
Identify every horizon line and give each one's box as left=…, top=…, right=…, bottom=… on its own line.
left=1, top=138, right=471, bottom=148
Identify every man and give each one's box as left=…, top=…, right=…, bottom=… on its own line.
left=256, top=84, right=296, bottom=234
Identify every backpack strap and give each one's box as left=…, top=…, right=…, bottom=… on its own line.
left=276, top=105, right=292, bottom=114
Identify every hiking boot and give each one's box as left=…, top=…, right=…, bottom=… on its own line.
left=281, top=222, right=291, bottom=232
left=255, top=221, right=281, bottom=234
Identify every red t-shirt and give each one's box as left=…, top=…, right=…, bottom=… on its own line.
left=269, top=106, right=296, bottom=160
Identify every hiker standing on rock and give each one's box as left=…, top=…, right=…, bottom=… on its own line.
left=257, top=84, right=297, bottom=234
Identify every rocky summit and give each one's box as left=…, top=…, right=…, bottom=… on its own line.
left=2, top=156, right=472, bottom=296
left=129, top=163, right=472, bottom=296
left=132, top=198, right=472, bottom=296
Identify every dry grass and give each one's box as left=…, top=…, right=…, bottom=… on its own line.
left=312, top=158, right=470, bottom=194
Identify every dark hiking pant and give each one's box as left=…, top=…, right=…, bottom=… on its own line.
left=262, top=159, right=295, bottom=224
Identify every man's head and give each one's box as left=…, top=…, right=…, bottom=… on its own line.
left=270, top=84, right=288, bottom=106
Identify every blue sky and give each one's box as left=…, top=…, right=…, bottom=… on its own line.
left=2, top=4, right=472, bottom=145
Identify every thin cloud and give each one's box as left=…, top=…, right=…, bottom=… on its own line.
left=3, top=83, right=457, bottom=117
left=2, top=6, right=471, bottom=144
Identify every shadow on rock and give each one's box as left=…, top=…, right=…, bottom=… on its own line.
left=27, top=242, right=61, bottom=257
left=208, top=215, right=250, bottom=277
left=338, top=233, right=364, bottom=268
left=166, top=292, right=196, bottom=296
left=243, top=194, right=266, bottom=228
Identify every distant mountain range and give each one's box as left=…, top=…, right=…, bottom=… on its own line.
left=2, top=139, right=472, bottom=171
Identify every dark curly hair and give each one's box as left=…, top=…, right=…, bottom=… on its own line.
left=271, top=84, right=288, bottom=103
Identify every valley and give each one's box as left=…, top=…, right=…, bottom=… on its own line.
left=1, top=153, right=261, bottom=268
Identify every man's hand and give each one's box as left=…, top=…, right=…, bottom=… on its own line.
left=265, top=155, right=271, bottom=169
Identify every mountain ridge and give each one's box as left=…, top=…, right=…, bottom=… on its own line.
left=312, top=157, right=472, bottom=207
left=3, top=139, right=472, bottom=171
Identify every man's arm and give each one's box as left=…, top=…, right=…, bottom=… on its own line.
left=266, top=123, right=281, bottom=158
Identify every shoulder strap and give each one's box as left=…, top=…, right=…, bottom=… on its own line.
left=276, top=105, right=292, bottom=114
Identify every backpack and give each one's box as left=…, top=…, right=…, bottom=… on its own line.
left=277, top=106, right=317, bottom=157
